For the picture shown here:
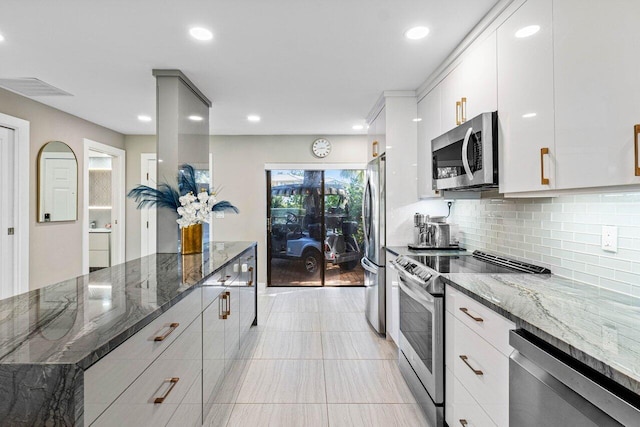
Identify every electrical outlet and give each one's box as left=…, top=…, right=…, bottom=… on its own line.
left=602, top=324, right=619, bottom=354
left=601, top=225, right=618, bottom=253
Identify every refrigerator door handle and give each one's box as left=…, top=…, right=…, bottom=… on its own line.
left=362, top=181, right=372, bottom=241
left=360, top=257, right=378, bottom=275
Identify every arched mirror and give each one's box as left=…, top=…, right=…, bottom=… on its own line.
left=37, top=141, right=78, bottom=222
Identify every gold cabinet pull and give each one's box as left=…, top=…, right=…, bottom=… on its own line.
left=634, top=125, right=640, bottom=176
left=456, top=101, right=462, bottom=125
left=372, top=140, right=379, bottom=157
left=154, top=377, right=179, bottom=404
left=219, top=293, right=228, bottom=319
left=459, top=307, right=483, bottom=322
left=461, top=97, right=467, bottom=123
left=540, top=147, right=550, bottom=185
left=248, top=266, right=254, bottom=287
left=225, top=291, right=231, bottom=316
left=459, top=355, right=483, bottom=375
left=459, top=420, right=469, bottom=427
left=154, top=323, right=179, bottom=342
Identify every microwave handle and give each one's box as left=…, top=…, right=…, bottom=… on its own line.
left=462, top=127, right=474, bottom=181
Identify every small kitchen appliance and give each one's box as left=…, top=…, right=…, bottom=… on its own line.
left=409, top=215, right=457, bottom=250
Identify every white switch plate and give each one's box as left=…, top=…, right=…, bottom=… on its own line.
left=601, top=225, right=618, bottom=253
left=215, top=211, right=225, bottom=219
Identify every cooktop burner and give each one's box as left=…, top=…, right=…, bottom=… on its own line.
left=405, top=250, right=551, bottom=275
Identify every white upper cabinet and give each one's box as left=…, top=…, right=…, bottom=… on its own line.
left=417, top=86, right=442, bottom=199
left=553, top=0, right=640, bottom=189
left=498, top=0, right=555, bottom=194
left=441, top=33, right=498, bottom=133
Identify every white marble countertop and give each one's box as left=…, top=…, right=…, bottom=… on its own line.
left=443, top=273, right=640, bottom=395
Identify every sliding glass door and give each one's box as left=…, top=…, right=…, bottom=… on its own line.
left=267, top=168, right=364, bottom=287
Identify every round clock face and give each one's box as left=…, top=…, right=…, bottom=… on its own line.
left=312, top=138, right=331, bottom=158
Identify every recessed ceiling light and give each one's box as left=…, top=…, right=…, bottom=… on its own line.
left=247, top=115, right=261, bottom=122
left=0, top=33, right=5, bottom=42
left=522, top=112, right=537, bottom=118
left=138, top=115, right=152, bottom=122
left=188, top=115, right=204, bottom=121
left=158, top=159, right=164, bottom=163
left=412, top=118, right=422, bottom=122
left=352, top=125, right=364, bottom=130
left=515, top=25, right=540, bottom=38
left=404, top=26, right=430, bottom=40
left=189, top=27, right=213, bottom=41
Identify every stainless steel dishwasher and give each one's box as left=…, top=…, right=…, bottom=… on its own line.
left=510, top=330, right=640, bottom=427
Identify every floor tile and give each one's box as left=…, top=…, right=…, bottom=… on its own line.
left=327, top=404, right=429, bottom=427
left=324, top=360, right=416, bottom=403
left=236, top=360, right=326, bottom=403
left=322, top=331, right=397, bottom=359
left=265, top=312, right=321, bottom=331
left=320, top=312, right=372, bottom=332
left=271, top=296, right=320, bottom=312
left=227, top=404, right=328, bottom=427
left=250, top=331, right=323, bottom=359
left=203, top=404, right=234, bottom=427
left=318, top=297, right=362, bottom=312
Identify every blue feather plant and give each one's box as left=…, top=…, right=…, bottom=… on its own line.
left=128, top=164, right=238, bottom=214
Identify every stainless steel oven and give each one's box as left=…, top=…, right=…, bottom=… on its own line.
left=390, top=256, right=444, bottom=426
left=431, top=111, right=498, bottom=191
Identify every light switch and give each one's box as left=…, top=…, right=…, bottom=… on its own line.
left=601, top=225, right=618, bottom=253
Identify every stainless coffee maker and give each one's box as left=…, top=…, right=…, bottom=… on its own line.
left=411, top=213, right=451, bottom=249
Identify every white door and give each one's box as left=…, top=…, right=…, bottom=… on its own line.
left=141, top=155, right=157, bottom=257
left=43, top=157, right=77, bottom=221
left=0, top=127, right=16, bottom=299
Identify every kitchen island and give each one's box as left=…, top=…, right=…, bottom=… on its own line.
left=0, top=241, right=257, bottom=426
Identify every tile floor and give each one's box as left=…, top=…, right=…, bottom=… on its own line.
left=204, top=285, right=430, bottom=427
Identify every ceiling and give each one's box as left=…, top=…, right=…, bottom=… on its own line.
left=1, top=0, right=499, bottom=135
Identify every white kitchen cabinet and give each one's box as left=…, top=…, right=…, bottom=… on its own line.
left=446, top=285, right=513, bottom=427
left=417, top=87, right=442, bottom=199
left=498, top=0, right=556, bottom=194
left=441, top=33, right=498, bottom=133
left=553, top=0, right=640, bottom=189
left=385, top=250, right=400, bottom=345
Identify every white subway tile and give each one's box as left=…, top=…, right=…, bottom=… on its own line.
left=599, top=257, right=633, bottom=272
left=542, top=255, right=561, bottom=266
left=573, top=253, right=599, bottom=265
left=573, top=271, right=600, bottom=287
left=585, top=265, right=614, bottom=279
left=573, top=233, right=601, bottom=245
left=598, top=278, right=632, bottom=295
left=614, top=270, right=640, bottom=285
left=542, top=238, right=562, bottom=249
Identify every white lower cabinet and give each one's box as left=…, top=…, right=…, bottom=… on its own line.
left=385, top=251, right=400, bottom=345
left=446, top=286, right=513, bottom=427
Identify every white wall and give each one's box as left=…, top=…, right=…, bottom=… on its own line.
left=211, top=134, right=368, bottom=284
left=0, top=88, right=125, bottom=290
left=450, top=192, right=640, bottom=296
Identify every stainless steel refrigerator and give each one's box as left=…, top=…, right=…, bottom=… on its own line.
left=361, top=153, right=385, bottom=334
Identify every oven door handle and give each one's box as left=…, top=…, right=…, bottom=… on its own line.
left=461, top=126, right=474, bottom=181
left=397, top=274, right=436, bottom=310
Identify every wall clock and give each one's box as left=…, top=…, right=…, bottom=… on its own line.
left=312, top=138, right=332, bottom=158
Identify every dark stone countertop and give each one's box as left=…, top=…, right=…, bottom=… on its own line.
left=0, top=241, right=256, bottom=370
left=443, top=273, right=640, bottom=395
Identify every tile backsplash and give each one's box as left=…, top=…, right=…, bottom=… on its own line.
left=449, top=192, right=640, bottom=297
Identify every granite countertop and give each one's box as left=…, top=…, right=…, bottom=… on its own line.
left=386, top=246, right=470, bottom=257
left=443, top=273, right=640, bottom=395
left=0, top=241, right=256, bottom=370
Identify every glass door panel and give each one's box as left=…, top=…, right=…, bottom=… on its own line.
left=267, top=170, right=324, bottom=287
left=323, top=169, right=365, bottom=286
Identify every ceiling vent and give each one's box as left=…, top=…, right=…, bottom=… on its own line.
left=0, top=78, right=72, bottom=96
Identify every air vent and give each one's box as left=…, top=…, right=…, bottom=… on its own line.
left=0, top=78, right=72, bottom=96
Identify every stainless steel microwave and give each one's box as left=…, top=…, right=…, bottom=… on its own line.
left=431, top=111, right=498, bottom=191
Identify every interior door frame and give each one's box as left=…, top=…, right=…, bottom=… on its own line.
left=140, top=153, right=156, bottom=257
left=265, top=163, right=367, bottom=287
left=0, top=113, right=30, bottom=296
left=83, top=139, right=126, bottom=274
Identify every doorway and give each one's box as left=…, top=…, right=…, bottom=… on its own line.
left=83, top=139, right=126, bottom=274
left=0, top=114, right=29, bottom=298
left=266, top=168, right=365, bottom=287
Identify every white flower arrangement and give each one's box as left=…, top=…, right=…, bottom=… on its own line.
left=176, top=191, right=217, bottom=228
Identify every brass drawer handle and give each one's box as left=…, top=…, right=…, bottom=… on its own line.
left=634, top=125, right=640, bottom=176
left=459, top=420, right=468, bottom=427
left=456, top=101, right=462, bottom=125
left=540, top=147, right=550, bottom=185
left=248, top=266, right=254, bottom=287
left=459, top=307, right=483, bottom=322
left=219, top=292, right=228, bottom=319
left=154, top=323, right=179, bottom=341
left=225, top=291, right=231, bottom=316
left=460, top=355, right=483, bottom=375
left=154, top=377, right=179, bottom=404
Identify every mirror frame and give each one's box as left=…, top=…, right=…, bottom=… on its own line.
left=37, top=141, right=79, bottom=223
